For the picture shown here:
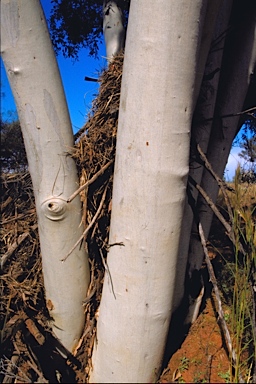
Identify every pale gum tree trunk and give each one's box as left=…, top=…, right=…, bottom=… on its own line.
left=90, top=1, right=206, bottom=382
left=171, top=0, right=227, bottom=312
left=187, top=2, right=256, bottom=285
left=173, top=0, right=233, bottom=318
left=192, top=0, right=222, bottom=111
left=103, top=1, right=125, bottom=60
left=1, top=0, right=90, bottom=352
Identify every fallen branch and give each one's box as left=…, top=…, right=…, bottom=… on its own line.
left=67, top=160, right=113, bottom=203
left=62, top=185, right=108, bottom=261
left=198, top=222, right=244, bottom=383
left=25, top=317, right=45, bottom=345
left=1, top=209, right=36, bottom=225
left=1, top=224, right=38, bottom=268
left=193, top=180, right=245, bottom=256
left=82, top=286, right=97, bottom=305
left=99, top=248, right=116, bottom=299
left=0, top=196, right=12, bottom=212
left=0, top=354, right=32, bottom=384
left=195, top=182, right=233, bottom=240
left=197, top=144, right=233, bottom=221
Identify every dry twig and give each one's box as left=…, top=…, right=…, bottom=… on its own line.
left=198, top=222, right=245, bottom=383
left=1, top=224, right=38, bottom=268
left=197, top=144, right=233, bottom=220
left=67, top=160, right=113, bottom=203
left=62, top=185, right=108, bottom=261
left=194, top=148, right=246, bottom=255
left=200, top=106, right=256, bottom=123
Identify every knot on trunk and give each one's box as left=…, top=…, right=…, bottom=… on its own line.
left=41, top=198, right=68, bottom=221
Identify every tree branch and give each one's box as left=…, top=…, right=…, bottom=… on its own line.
left=1, top=224, right=38, bottom=268
left=199, top=106, right=256, bottom=123
left=197, top=144, right=233, bottom=220
left=62, top=185, right=108, bottom=261
left=67, top=160, right=113, bottom=203
left=198, top=222, right=244, bottom=383
left=194, top=180, right=245, bottom=255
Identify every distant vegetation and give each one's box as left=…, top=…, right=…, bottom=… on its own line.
left=0, top=119, right=28, bottom=173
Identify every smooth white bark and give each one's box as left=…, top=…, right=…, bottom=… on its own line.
left=1, top=0, right=90, bottom=352
left=174, top=0, right=233, bottom=316
left=90, top=1, right=205, bottom=382
left=103, top=1, right=125, bottom=60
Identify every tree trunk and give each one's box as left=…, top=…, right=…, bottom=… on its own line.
left=187, top=0, right=256, bottom=299
left=174, top=0, right=233, bottom=320
left=90, top=1, right=206, bottom=382
left=1, top=0, right=90, bottom=352
left=103, top=1, right=125, bottom=60
left=192, top=0, right=222, bottom=111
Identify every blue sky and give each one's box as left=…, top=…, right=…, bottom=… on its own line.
left=1, top=0, right=107, bottom=132
left=0, top=0, right=246, bottom=180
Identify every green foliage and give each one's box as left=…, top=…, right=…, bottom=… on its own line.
left=0, top=119, right=28, bottom=173
left=178, top=356, right=190, bottom=373
left=239, top=136, right=256, bottom=164
left=238, top=117, right=256, bottom=182
left=49, top=0, right=130, bottom=59
left=218, top=371, right=231, bottom=383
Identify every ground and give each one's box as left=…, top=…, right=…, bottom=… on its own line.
left=1, top=169, right=255, bottom=382
left=159, top=272, right=231, bottom=383
left=0, top=239, right=236, bottom=383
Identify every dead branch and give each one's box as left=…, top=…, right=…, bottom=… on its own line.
left=1, top=224, right=38, bottom=268
left=195, top=181, right=246, bottom=256
left=200, top=106, right=256, bottom=123
left=99, top=248, right=116, bottom=299
left=84, top=76, right=99, bottom=82
left=82, top=286, right=97, bottom=305
left=62, top=185, right=108, bottom=261
left=67, top=160, right=113, bottom=203
left=24, top=318, right=45, bottom=346
left=1, top=209, right=36, bottom=225
left=0, top=355, right=32, bottom=383
left=1, top=354, right=19, bottom=384
left=195, top=183, right=233, bottom=239
left=197, top=144, right=233, bottom=221
left=198, top=222, right=244, bottom=383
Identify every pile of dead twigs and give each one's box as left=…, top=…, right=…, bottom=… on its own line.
left=72, top=52, right=124, bottom=267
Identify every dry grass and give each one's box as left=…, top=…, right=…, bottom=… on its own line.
left=213, top=170, right=256, bottom=382
left=217, top=182, right=256, bottom=211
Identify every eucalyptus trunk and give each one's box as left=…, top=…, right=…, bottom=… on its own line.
left=90, top=1, right=206, bottom=382
left=187, top=1, right=256, bottom=285
left=103, top=1, right=125, bottom=60
left=1, top=0, right=90, bottom=352
left=175, top=0, right=233, bottom=321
